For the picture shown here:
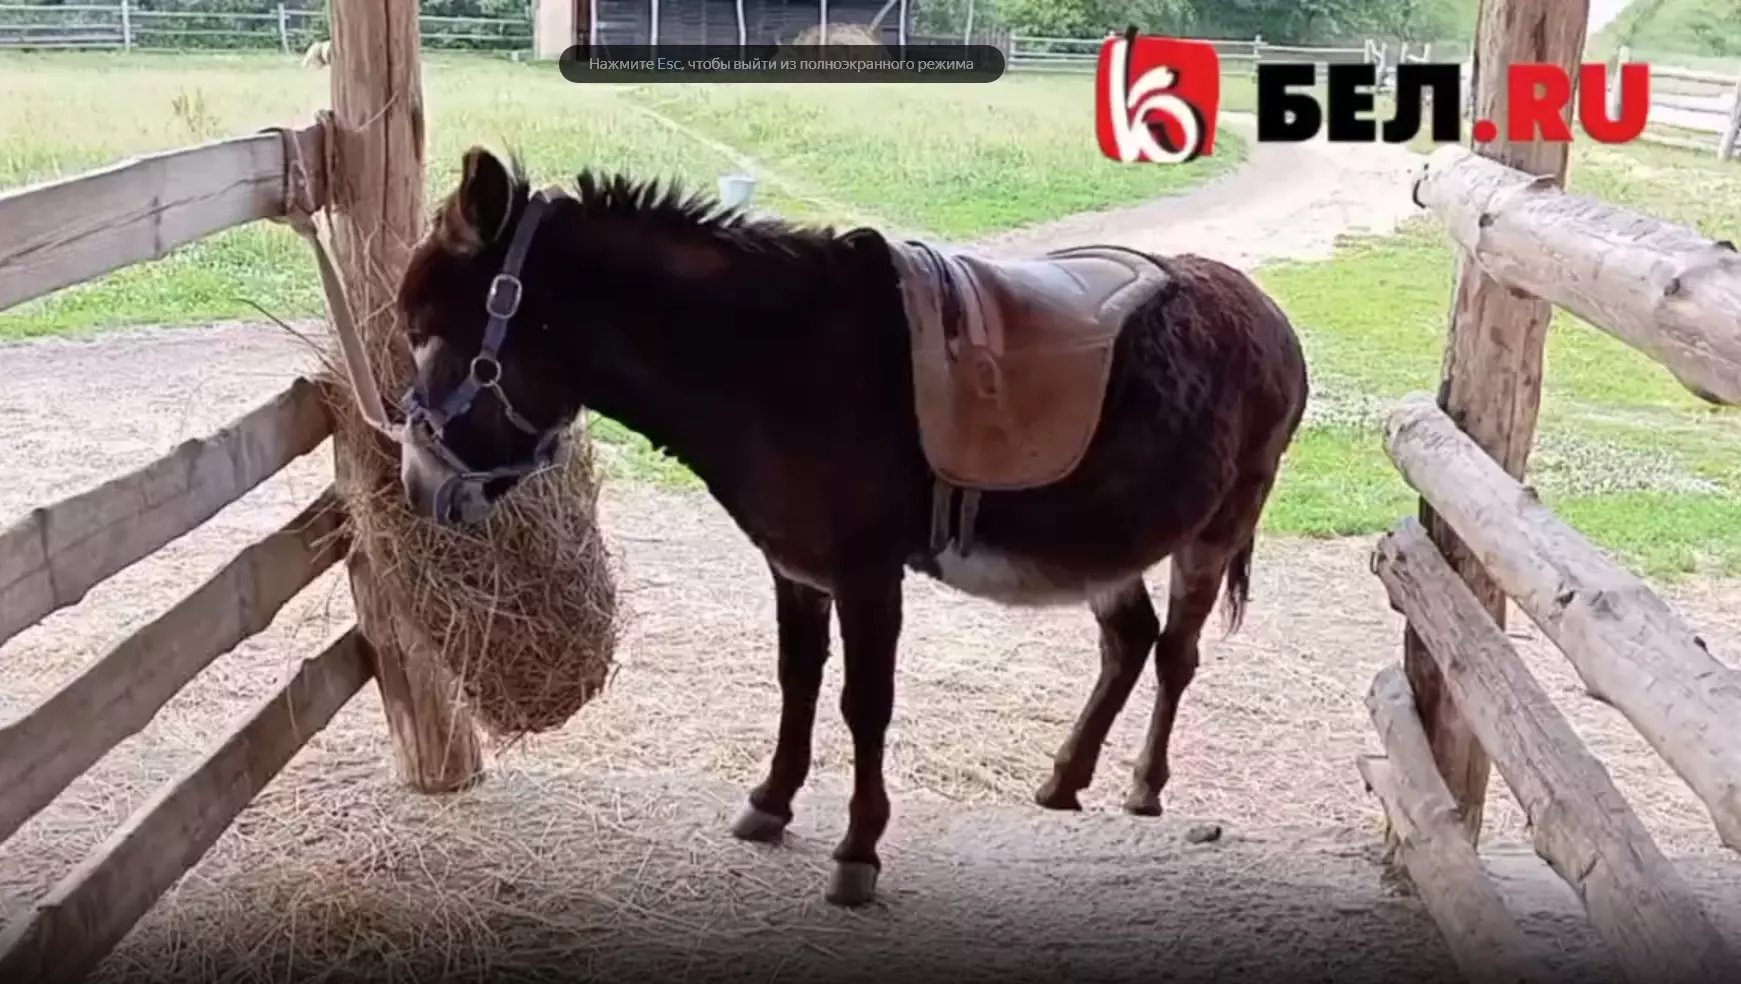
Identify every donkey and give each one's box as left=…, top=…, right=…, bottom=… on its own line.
left=392, top=147, right=1309, bottom=907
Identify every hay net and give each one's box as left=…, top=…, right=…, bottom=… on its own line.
left=293, top=173, right=622, bottom=740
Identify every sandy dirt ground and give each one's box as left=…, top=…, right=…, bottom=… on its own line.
left=4, top=125, right=1741, bottom=982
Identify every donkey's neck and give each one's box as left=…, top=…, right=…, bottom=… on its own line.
left=547, top=225, right=902, bottom=490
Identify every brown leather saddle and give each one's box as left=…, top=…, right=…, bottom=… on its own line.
left=886, top=240, right=1172, bottom=554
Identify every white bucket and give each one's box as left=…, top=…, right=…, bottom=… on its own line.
left=717, top=172, right=758, bottom=211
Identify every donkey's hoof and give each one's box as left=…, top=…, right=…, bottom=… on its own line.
left=730, top=805, right=790, bottom=843
left=825, top=861, right=880, bottom=906
left=1123, top=788, right=1163, bottom=817
left=1034, top=778, right=1083, bottom=812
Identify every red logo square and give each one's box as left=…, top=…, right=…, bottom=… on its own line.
left=1095, top=30, right=1220, bottom=163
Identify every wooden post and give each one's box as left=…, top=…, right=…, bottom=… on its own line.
left=534, top=0, right=576, bottom=58
left=1607, top=45, right=1629, bottom=120
left=1719, top=70, right=1741, bottom=161
left=120, top=0, right=132, bottom=50
left=277, top=4, right=289, bottom=53
left=1400, top=0, right=1589, bottom=846
left=327, top=0, right=483, bottom=793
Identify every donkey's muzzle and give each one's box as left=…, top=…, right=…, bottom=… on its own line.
left=401, top=440, right=492, bottom=526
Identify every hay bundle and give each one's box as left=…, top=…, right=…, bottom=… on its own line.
left=326, top=321, right=620, bottom=739
left=790, top=23, right=885, bottom=49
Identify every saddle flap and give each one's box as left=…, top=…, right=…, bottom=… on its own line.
left=891, top=240, right=1171, bottom=491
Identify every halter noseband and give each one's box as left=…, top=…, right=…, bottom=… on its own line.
left=403, top=189, right=564, bottom=521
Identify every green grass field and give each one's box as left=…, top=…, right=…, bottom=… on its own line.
left=0, top=51, right=1243, bottom=338
left=4, top=50, right=1739, bottom=580
left=1253, top=138, right=1741, bottom=578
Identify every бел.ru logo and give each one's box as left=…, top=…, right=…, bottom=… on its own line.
left=1094, top=27, right=1220, bottom=164
left=1096, top=30, right=1651, bottom=160
left=1255, top=60, right=1650, bottom=145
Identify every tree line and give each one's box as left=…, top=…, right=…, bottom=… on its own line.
left=20, top=0, right=1474, bottom=47
left=936, top=0, right=1475, bottom=44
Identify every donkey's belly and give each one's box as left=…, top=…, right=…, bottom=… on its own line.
left=921, top=544, right=1144, bottom=608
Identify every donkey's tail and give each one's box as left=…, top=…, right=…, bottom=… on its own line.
left=1220, top=536, right=1255, bottom=636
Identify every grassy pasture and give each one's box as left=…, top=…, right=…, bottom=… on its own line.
left=3, top=50, right=1739, bottom=578
left=1254, top=138, right=1741, bottom=578
left=0, top=51, right=1243, bottom=338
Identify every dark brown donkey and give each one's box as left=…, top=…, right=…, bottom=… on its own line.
left=392, top=147, right=1309, bottom=907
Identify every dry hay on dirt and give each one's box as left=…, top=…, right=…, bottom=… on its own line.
left=324, top=322, right=620, bottom=738
left=790, top=23, right=885, bottom=47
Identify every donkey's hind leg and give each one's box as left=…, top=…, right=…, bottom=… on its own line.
left=732, top=562, right=832, bottom=842
left=1127, top=516, right=1267, bottom=816
left=1035, top=579, right=1159, bottom=811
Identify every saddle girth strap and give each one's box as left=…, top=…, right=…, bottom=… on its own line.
left=928, top=480, right=982, bottom=557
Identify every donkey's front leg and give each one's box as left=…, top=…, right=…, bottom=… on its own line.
left=733, top=561, right=833, bottom=843
left=825, top=566, right=903, bottom=906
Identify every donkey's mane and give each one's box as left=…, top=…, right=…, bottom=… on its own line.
left=572, top=168, right=853, bottom=260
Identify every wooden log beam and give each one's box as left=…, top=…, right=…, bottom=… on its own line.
left=0, top=376, right=331, bottom=649
left=1414, top=144, right=1741, bottom=405
left=1403, top=0, right=1590, bottom=845
left=0, top=122, right=326, bottom=312
left=1387, top=392, right=1741, bottom=853
left=328, top=0, right=482, bottom=793
left=0, top=625, right=371, bottom=984
left=0, top=488, right=346, bottom=847
left=1720, top=72, right=1741, bottom=161
left=1372, top=517, right=1741, bottom=984
left=1360, top=667, right=1543, bottom=984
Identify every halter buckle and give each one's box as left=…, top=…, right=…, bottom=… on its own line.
left=485, top=273, right=523, bottom=319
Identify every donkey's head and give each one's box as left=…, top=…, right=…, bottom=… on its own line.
left=395, top=146, right=576, bottom=526
left=397, top=145, right=884, bottom=526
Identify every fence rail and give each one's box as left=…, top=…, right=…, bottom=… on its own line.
left=0, top=125, right=324, bottom=311
left=0, top=3, right=530, bottom=51
left=1361, top=139, right=1741, bottom=982
left=1004, top=32, right=1414, bottom=80
left=0, top=111, right=377, bottom=982
left=1607, top=47, right=1741, bottom=160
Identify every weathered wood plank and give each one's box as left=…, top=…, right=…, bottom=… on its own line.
left=0, top=122, right=326, bottom=312
left=1360, top=668, right=1543, bottom=984
left=1402, top=0, right=1590, bottom=846
left=328, top=0, right=483, bottom=792
left=0, top=376, right=332, bottom=648
left=0, top=625, right=370, bottom=984
left=1415, top=144, right=1741, bottom=405
left=1372, top=516, right=1741, bottom=983
left=1720, top=75, right=1741, bottom=160
left=0, top=489, right=347, bottom=847
left=1386, top=393, right=1741, bottom=853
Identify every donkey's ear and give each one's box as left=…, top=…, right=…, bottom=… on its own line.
left=440, top=146, right=515, bottom=253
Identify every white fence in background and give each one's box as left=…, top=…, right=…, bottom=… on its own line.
left=1606, top=46, right=1741, bottom=159
left=4, top=2, right=1736, bottom=160
left=0, top=3, right=528, bottom=51
left=1006, top=33, right=1425, bottom=86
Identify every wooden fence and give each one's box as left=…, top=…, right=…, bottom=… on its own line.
left=1004, top=32, right=1410, bottom=82
left=0, top=119, right=381, bottom=982
left=0, top=2, right=529, bottom=52
left=1358, top=56, right=1741, bottom=984
left=1606, top=46, right=1741, bottom=160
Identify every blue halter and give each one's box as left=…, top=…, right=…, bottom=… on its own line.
left=403, top=190, right=565, bottom=520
